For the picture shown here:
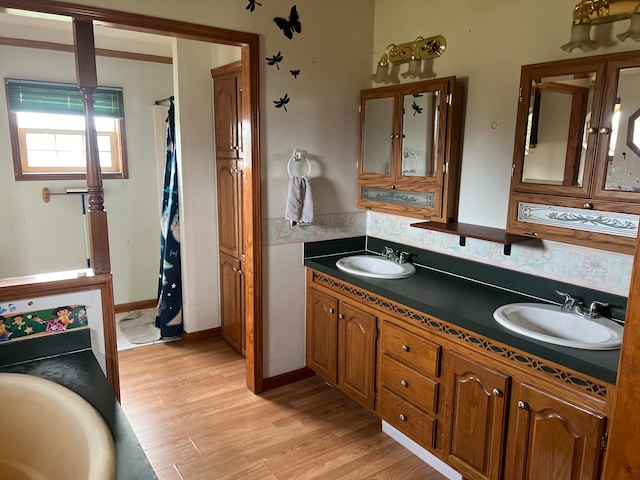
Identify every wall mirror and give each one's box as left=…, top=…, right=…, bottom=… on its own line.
left=508, top=51, right=640, bottom=254
left=357, top=77, right=462, bottom=223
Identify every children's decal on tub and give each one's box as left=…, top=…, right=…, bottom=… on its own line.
left=0, top=305, right=88, bottom=342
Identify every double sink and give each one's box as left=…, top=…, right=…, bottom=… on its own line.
left=336, top=254, right=623, bottom=351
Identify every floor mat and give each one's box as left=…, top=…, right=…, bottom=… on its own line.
left=119, top=310, right=161, bottom=344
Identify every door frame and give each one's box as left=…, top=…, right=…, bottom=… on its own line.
left=0, top=0, right=264, bottom=393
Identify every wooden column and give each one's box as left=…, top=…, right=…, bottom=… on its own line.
left=73, top=19, right=111, bottom=275
left=73, top=19, right=119, bottom=398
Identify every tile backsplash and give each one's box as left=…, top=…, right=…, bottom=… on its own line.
left=265, top=210, right=632, bottom=296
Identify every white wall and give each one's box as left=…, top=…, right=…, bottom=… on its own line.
left=373, top=0, right=640, bottom=229
left=0, top=44, right=172, bottom=306
left=172, top=38, right=220, bottom=333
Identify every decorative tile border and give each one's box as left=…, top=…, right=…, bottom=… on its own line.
left=517, top=202, right=639, bottom=238
left=263, top=211, right=366, bottom=246
left=367, top=211, right=632, bottom=296
left=313, top=271, right=608, bottom=398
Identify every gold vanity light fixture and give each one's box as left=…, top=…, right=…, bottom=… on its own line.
left=561, top=0, right=640, bottom=52
left=370, top=34, right=446, bottom=84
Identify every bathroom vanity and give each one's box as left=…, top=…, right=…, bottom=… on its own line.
left=304, top=237, right=623, bottom=480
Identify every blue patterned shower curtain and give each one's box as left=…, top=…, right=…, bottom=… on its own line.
left=156, top=99, right=183, bottom=338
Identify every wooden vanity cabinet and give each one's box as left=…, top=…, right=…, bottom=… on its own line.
left=504, top=382, right=606, bottom=480
left=305, top=269, right=610, bottom=480
left=378, top=319, right=441, bottom=451
left=306, top=286, right=378, bottom=410
left=442, top=351, right=510, bottom=480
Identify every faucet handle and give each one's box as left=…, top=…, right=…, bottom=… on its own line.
left=555, top=290, right=577, bottom=310
left=399, top=251, right=410, bottom=264
left=588, top=301, right=609, bottom=318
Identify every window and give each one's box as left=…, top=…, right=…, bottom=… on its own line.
left=5, top=79, right=128, bottom=180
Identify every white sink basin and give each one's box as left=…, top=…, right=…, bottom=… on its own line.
left=0, top=373, right=116, bottom=480
left=336, top=255, right=416, bottom=279
left=493, top=303, right=623, bottom=350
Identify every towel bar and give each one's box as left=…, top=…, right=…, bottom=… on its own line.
left=287, top=149, right=311, bottom=178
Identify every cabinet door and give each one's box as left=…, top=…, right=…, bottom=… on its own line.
left=338, top=302, right=377, bottom=410
left=216, top=160, right=242, bottom=259
left=443, top=351, right=510, bottom=480
left=219, top=252, right=243, bottom=354
left=504, top=382, right=606, bottom=480
left=306, top=289, right=338, bottom=384
left=214, top=72, right=241, bottom=159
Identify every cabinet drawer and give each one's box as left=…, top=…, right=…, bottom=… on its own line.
left=379, top=387, right=436, bottom=450
left=381, top=320, right=440, bottom=377
left=380, top=354, right=438, bottom=414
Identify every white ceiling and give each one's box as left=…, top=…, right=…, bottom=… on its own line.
left=0, top=10, right=174, bottom=57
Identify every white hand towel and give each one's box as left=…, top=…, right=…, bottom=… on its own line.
left=285, top=175, right=314, bottom=226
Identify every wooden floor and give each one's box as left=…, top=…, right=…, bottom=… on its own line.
left=118, top=338, right=445, bottom=480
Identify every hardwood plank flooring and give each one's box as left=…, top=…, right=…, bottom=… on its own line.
left=118, top=338, right=446, bottom=480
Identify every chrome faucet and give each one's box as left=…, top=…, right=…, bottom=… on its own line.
left=381, top=247, right=410, bottom=264
left=555, top=291, right=609, bottom=319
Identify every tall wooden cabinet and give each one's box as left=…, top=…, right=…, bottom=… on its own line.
left=213, top=61, right=245, bottom=355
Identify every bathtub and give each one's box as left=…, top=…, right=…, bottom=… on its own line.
left=0, top=373, right=116, bottom=480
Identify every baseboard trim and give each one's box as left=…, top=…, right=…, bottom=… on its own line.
left=262, top=367, right=316, bottom=391
left=114, top=299, right=156, bottom=314
left=382, top=421, right=463, bottom=480
left=181, top=327, right=221, bottom=343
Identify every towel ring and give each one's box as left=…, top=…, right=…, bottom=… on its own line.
left=287, top=150, right=311, bottom=178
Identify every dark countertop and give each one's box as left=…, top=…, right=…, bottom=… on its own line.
left=305, top=251, right=620, bottom=385
left=0, top=347, right=157, bottom=480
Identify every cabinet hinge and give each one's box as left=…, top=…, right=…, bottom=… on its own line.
left=444, top=162, right=449, bottom=175
left=358, top=104, right=362, bottom=113
left=446, top=93, right=452, bottom=106
left=519, top=87, right=523, bottom=102
left=601, top=432, right=608, bottom=451
left=511, top=163, right=516, bottom=176
left=374, top=390, right=379, bottom=401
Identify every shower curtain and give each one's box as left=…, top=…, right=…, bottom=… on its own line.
left=156, top=99, right=183, bottom=338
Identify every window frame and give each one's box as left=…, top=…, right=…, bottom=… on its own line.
left=5, top=80, right=129, bottom=181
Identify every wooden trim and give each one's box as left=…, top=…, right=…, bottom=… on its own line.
left=0, top=36, right=172, bottom=64
left=262, top=367, right=316, bottom=391
left=602, top=228, right=640, bottom=477
left=0, top=271, right=120, bottom=399
left=241, top=41, right=263, bottom=394
left=181, top=327, right=221, bottom=343
left=114, top=298, right=156, bottom=314
left=211, top=60, right=242, bottom=78
left=0, top=0, right=263, bottom=396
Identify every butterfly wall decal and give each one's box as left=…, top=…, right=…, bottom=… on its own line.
left=290, top=69, right=300, bottom=78
left=274, top=94, right=290, bottom=112
left=245, top=0, right=262, bottom=12
left=266, top=51, right=284, bottom=70
left=274, top=5, right=302, bottom=40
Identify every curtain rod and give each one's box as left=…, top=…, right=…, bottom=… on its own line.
left=154, top=95, right=174, bottom=105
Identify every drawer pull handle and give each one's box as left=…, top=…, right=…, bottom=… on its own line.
left=517, top=400, right=528, bottom=410
left=399, top=414, right=407, bottom=422
left=338, top=313, right=345, bottom=319
left=401, top=380, right=409, bottom=388
left=328, top=308, right=334, bottom=314
left=401, top=345, right=410, bottom=352
left=492, top=388, right=503, bottom=398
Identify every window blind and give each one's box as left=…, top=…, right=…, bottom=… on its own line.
left=5, top=79, right=124, bottom=118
